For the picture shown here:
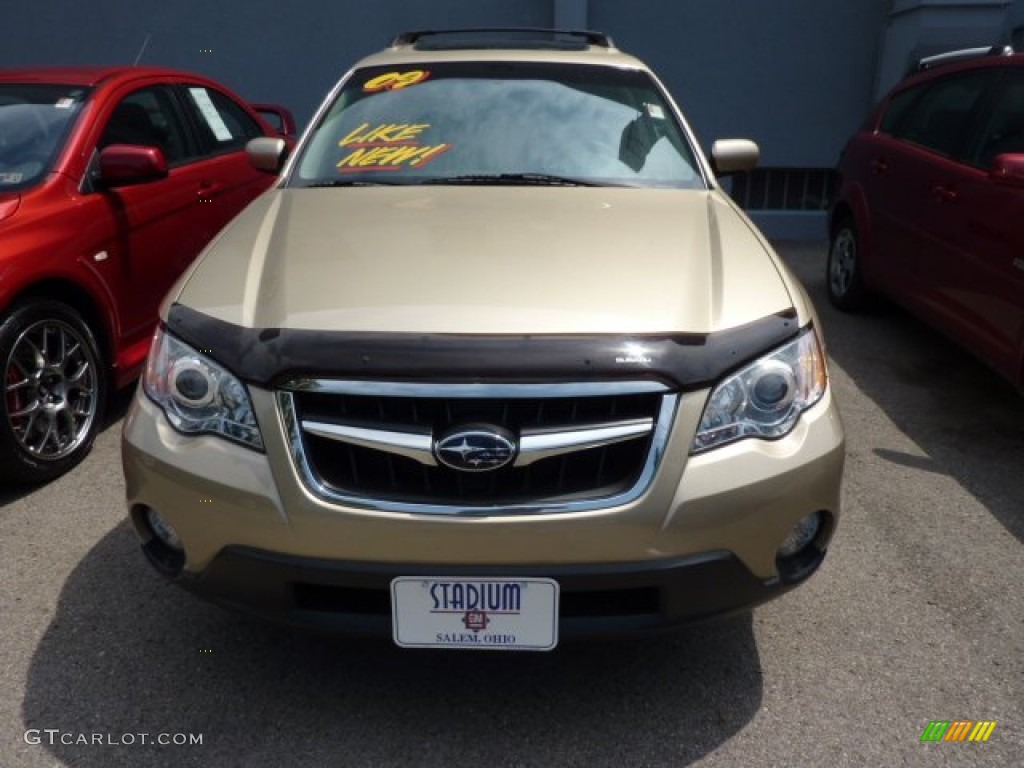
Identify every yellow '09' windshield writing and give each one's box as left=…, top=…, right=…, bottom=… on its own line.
left=362, top=70, right=430, bottom=92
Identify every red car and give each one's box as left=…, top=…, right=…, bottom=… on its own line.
left=0, top=66, right=293, bottom=483
left=828, top=48, right=1024, bottom=390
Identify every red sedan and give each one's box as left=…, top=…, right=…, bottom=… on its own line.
left=0, top=66, right=293, bottom=483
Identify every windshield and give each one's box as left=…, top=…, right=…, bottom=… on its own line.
left=0, top=84, right=91, bottom=193
left=290, top=62, right=705, bottom=189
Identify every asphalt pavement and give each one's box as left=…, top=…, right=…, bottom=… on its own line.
left=1, top=241, right=1021, bottom=767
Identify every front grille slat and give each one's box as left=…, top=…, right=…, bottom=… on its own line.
left=281, top=382, right=675, bottom=515
left=346, top=443, right=360, bottom=487
left=556, top=453, right=569, bottom=496
left=386, top=453, right=398, bottom=493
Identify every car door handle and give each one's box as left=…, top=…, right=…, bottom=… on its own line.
left=870, top=158, right=888, bottom=175
left=197, top=181, right=224, bottom=200
left=932, top=184, right=957, bottom=203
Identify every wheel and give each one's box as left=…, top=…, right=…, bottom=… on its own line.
left=0, top=301, right=107, bottom=485
left=826, top=217, right=869, bottom=311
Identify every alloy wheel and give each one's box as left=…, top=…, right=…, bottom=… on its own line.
left=4, top=318, right=99, bottom=461
left=829, top=228, right=857, bottom=299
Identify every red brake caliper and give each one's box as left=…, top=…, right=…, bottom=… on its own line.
left=5, top=360, right=23, bottom=417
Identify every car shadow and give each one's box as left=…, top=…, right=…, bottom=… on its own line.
left=779, top=241, right=1024, bottom=543
left=22, top=522, right=764, bottom=767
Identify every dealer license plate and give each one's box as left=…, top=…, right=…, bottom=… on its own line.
left=391, top=577, right=559, bottom=651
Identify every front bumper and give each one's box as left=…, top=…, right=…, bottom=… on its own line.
left=122, top=380, right=845, bottom=636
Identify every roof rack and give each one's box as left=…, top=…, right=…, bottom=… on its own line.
left=916, top=44, right=1013, bottom=72
left=391, top=28, right=616, bottom=52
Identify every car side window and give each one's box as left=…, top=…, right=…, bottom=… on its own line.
left=99, top=87, right=192, bottom=165
left=182, top=85, right=263, bottom=154
left=968, top=70, right=1024, bottom=168
left=891, top=72, right=991, bottom=158
left=879, top=84, right=924, bottom=135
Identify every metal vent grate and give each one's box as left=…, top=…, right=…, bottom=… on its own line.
left=729, top=167, right=837, bottom=211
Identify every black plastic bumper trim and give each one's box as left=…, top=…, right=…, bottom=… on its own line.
left=170, top=546, right=825, bottom=638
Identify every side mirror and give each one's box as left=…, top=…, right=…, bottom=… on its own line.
left=247, top=137, right=288, bottom=173
left=711, top=139, right=760, bottom=176
left=98, top=144, right=168, bottom=187
left=251, top=103, right=297, bottom=139
left=990, top=153, right=1024, bottom=189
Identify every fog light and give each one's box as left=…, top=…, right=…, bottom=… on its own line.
left=778, top=512, right=822, bottom=558
left=146, top=507, right=183, bottom=551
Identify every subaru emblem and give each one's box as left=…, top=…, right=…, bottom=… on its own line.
left=435, top=426, right=517, bottom=472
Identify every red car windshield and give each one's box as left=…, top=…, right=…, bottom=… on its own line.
left=0, top=84, right=91, bottom=192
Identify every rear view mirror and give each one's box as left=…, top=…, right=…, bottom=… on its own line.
left=619, top=113, right=659, bottom=173
left=98, top=144, right=167, bottom=186
left=711, top=139, right=760, bottom=176
left=247, top=137, right=289, bottom=173
left=990, top=153, right=1024, bottom=189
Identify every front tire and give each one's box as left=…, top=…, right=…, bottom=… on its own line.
left=0, top=301, right=107, bottom=485
left=827, top=218, right=869, bottom=311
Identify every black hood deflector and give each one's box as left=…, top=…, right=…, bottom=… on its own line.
left=165, top=303, right=800, bottom=391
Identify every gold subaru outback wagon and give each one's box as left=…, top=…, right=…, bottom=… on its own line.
left=122, top=29, right=845, bottom=650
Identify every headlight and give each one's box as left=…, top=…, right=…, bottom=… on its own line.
left=692, top=327, right=826, bottom=453
left=143, top=327, right=264, bottom=450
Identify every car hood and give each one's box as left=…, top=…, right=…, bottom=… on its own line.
left=176, top=186, right=793, bottom=335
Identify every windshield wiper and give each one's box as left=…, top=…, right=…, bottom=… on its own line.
left=301, top=173, right=617, bottom=188
left=420, top=172, right=600, bottom=187
left=300, top=178, right=414, bottom=188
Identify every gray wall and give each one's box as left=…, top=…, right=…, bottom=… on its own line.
left=875, top=0, right=1013, bottom=99
left=3, top=0, right=1020, bottom=238
left=1011, top=0, right=1024, bottom=44
left=1, top=0, right=888, bottom=166
left=0, top=0, right=552, bottom=127
left=590, top=0, right=890, bottom=167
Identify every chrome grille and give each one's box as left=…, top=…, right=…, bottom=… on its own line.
left=278, top=380, right=677, bottom=515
